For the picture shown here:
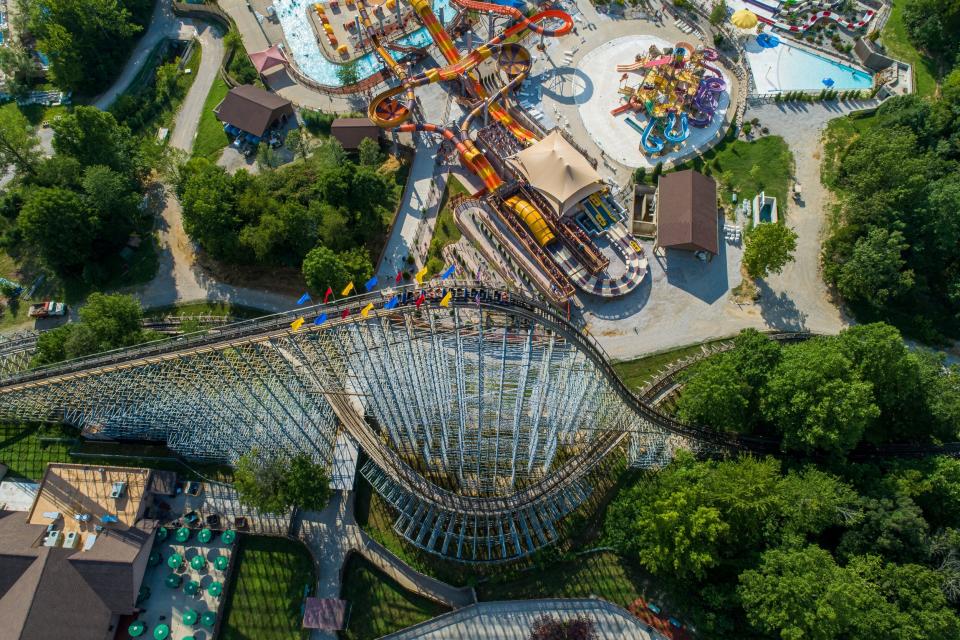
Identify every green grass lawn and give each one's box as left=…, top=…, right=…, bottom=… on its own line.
left=221, top=536, right=316, bottom=640
left=424, top=177, right=469, bottom=274
left=880, top=0, right=938, bottom=97
left=193, top=76, right=231, bottom=160
left=613, top=338, right=729, bottom=391
left=143, top=300, right=271, bottom=321
left=702, top=135, right=793, bottom=217
left=340, top=555, right=449, bottom=640
left=0, top=423, right=76, bottom=480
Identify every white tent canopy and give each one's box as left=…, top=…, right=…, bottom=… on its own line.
left=509, top=130, right=603, bottom=214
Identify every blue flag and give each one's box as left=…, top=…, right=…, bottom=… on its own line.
left=440, top=265, right=456, bottom=280
left=297, top=292, right=311, bottom=305
left=314, top=313, right=327, bottom=325
left=364, top=276, right=378, bottom=292
left=384, top=296, right=399, bottom=309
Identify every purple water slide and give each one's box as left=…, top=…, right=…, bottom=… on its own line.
left=744, top=0, right=780, bottom=15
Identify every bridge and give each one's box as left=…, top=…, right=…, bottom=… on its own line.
left=0, top=284, right=951, bottom=562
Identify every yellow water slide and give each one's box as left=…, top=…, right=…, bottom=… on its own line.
left=504, top=196, right=555, bottom=246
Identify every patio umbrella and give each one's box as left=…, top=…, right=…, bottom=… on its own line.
left=184, top=579, right=200, bottom=595
left=730, top=9, right=759, bottom=30
left=214, top=555, right=229, bottom=571
left=167, top=553, right=183, bottom=570
left=207, top=581, right=223, bottom=597
left=220, top=529, right=236, bottom=544
left=175, top=527, right=191, bottom=543
left=190, top=555, right=206, bottom=571
left=156, top=527, right=168, bottom=541
left=148, top=551, right=161, bottom=566
left=165, top=573, right=182, bottom=588
left=182, top=608, right=198, bottom=626
left=197, top=528, right=212, bottom=544
left=153, top=623, right=170, bottom=640
left=201, top=611, right=217, bottom=627
left=128, top=621, right=145, bottom=637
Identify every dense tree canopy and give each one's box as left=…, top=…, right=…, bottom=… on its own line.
left=234, top=449, right=332, bottom=513
left=742, top=223, right=797, bottom=280
left=0, top=104, right=41, bottom=175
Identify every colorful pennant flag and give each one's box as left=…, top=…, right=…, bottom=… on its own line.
left=314, top=313, right=328, bottom=325
left=415, top=292, right=426, bottom=308
left=323, top=287, right=333, bottom=303
left=341, top=309, right=351, bottom=319
left=414, top=266, right=428, bottom=284
left=342, top=282, right=355, bottom=296
left=364, top=276, right=378, bottom=292
left=297, top=292, right=311, bottom=305
left=395, top=270, right=403, bottom=284
left=290, top=317, right=305, bottom=331
left=439, top=291, right=452, bottom=307
left=361, top=302, right=374, bottom=318
left=384, top=296, right=399, bottom=309
left=440, top=265, right=456, bottom=280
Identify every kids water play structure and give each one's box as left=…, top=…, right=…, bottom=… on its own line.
left=365, top=0, right=648, bottom=302
left=613, top=43, right=726, bottom=155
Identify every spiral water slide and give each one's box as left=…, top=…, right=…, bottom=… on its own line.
left=451, top=0, right=574, bottom=37
left=761, top=8, right=876, bottom=33
left=688, top=76, right=724, bottom=128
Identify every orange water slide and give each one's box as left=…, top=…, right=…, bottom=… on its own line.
left=394, top=123, right=503, bottom=192
left=410, top=0, right=461, bottom=65
left=452, top=0, right=574, bottom=37
left=488, top=103, right=537, bottom=143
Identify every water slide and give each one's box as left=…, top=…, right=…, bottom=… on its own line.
left=504, top=196, right=556, bottom=246
left=744, top=0, right=779, bottom=15
left=688, top=76, right=723, bottom=128
left=765, top=8, right=876, bottom=33
left=697, top=47, right=723, bottom=78
left=410, top=0, right=461, bottom=64
left=662, top=112, right=689, bottom=143
left=395, top=123, right=503, bottom=192
left=626, top=117, right=665, bottom=154
left=451, top=0, right=574, bottom=37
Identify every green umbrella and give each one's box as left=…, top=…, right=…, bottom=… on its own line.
left=184, top=579, right=199, bottom=595
left=201, top=611, right=216, bottom=627
left=182, top=608, right=198, bottom=626
left=128, top=621, right=145, bottom=637
left=148, top=551, right=161, bottom=566
left=167, top=552, right=183, bottom=570
left=190, top=555, right=206, bottom=571
left=220, top=529, right=236, bottom=544
left=180, top=637, right=196, bottom=640
left=153, top=623, right=170, bottom=640
left=214, top=555, right=229, bottom=571
left=165, top=573, right=181, bottom=588
left=175, top=527, right=191, bottom=543
left=197, top=528, right=212, bottom=544
left=207, top=581, right=223, bottom=597
left=157, top=527, right=168, bottom=541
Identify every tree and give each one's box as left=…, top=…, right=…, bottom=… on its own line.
left=529, top=615, right=598, bottom=640
left=0, top=44, right=38, bottom=99
left=358, top=137, right=383, bottom=167
left=302, top=245, right=351, bottom=293
left=338, top=247, right=375, bottom=286
left=81, top=164, right=139, bottom=250
left=32, top=293, right=147, bottom=365
left=51, top=107, right=140, bottom=176
left=179, top=158, right=242, bottom=260
left=285, top=128, right=312, bottom=161
left=18, top=186, right=93, bottom=273
left=336, top=60, right=360, bottom=86
left=0, top=103, right=41, bottom=175
left=834, top=226, right=914, bottom=308
left=709, top=0, right=728, bottom=26
left=234, top=449, right=331, bottom=513
left=743, top=223, right=798, bottom=279
left=760, top=339, right=879, bottom=455
left=676, top=354, right=752, bottom=431
left=837, top=494, right=930, bottom=563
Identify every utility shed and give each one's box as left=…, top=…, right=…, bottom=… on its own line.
left=214, top=84, right=294, bottom=138
left=656, top=169, right=719, bottom=255
left=330, top=117, right=381, bottom=150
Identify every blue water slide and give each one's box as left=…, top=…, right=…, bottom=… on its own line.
left=626, top=117, right=665, bottom=154
left=662, top=112, right=690, bottom=143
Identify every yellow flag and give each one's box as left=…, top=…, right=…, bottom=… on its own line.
left=439, top=291, right=452, bottom=307
left=341, top=281, right=355, bottom=296
left=290, top=317, right=305, bottom=331
left=414, top=266, right=428, bottom=284
left=360, top=302, right=374, bottom=318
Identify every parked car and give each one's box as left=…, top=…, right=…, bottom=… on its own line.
left=28, top=301, right=67, bottom=318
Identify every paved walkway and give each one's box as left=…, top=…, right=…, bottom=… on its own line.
left=92, top=0, right=195, bottom=110
left=169, top=22, right=225, bottom=151
left=383, top=598, right=660, bottom=639
left=295, top=491, right=475, bottom=640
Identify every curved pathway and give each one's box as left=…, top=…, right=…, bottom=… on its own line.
left=169, top=22, right=225, bottom=151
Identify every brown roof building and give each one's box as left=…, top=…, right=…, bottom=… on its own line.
left=330, top=117, right=380, bottom=150
left=214, top=84, right=294, bottom=138
left=656, top=170, right=719, bottom=255
left=0, top=464, right=165, bottom=640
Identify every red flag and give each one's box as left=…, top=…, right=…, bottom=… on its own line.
left=341, top=308, right=350, bottom=319
left=324, top=286, right=333, bottom=303
left=415, top=292, right=426, bottom=308
left=395, top=270, right=402, bottom=284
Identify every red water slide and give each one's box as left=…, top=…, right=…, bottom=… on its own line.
left=452, top=0, right=574, bottom=37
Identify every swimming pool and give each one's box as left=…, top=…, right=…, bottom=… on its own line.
left=746, top=36, right=873, bottom=94
left=275, top=0, right=454, bottom=86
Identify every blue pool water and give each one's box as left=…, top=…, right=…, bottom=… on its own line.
left=759, top=202, right=773, bottom=223
left=747, top=37, right=873, bottom=93
left=275, top=0, right=454, bottom=86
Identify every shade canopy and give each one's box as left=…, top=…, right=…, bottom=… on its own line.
left=509, top=130, right=603, bottom=214
left=157, top=527, right=168, bottom=541
left=208, top=581, right=223, bottom=597
left=221, top=529, right=236, bottom=544
left=201, top=611, right=217, bottom=627
left=184, top=579, right=200, bottom=595
left=182, top=609, right=198, bottom=626
left=198, top=528, right=213, bottom=543
left=167, top=553, right=183, bottom=569
left=190, top=555, right=206, bottom=570
left=128, top=621, right=145, bottom=637
left=165, top=573, right=182, bottom=588
left=249, top=44, right=288, bottom=75
left=153, top=624, right=170, bottom=640
left=731, top=9, right=759, bottom=29
left=148, top=551, right=161, bottom=566
left=175, top=527, right=191, bottom=542
left=215, top=555, right=229, bottom=571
